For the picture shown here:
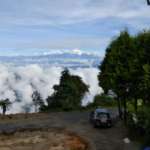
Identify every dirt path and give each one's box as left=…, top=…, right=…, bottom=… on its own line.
left=0, top=129, right=88, bottom=150
left=0, top=111, right=139, bottom=150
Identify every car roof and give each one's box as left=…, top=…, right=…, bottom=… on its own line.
left=95, top=108, right=109, bottom=113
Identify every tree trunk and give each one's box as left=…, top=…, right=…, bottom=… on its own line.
left=3, top=105, right=6, bottom=115
left=134, top=98, right=138, bottom=113
left=123, top=98, right=127, bottom=124
left=143, top=98, right=146, bottom=105
left=117, top=97, right=122, bottom=119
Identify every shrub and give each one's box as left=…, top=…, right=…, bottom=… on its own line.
left=86, top=94, right=116, bottom=109
left=127, top=107, right=150, bottom=146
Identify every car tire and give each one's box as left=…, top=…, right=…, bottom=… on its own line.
left=93, top=120, right=99, bottom=128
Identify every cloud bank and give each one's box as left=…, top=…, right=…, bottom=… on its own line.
left=0, top=64, right=102, bottom=114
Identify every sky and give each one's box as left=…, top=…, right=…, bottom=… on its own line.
left=0, top=0, right=149, bottom=56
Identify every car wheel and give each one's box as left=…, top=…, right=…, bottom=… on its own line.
left=93, top=121, right=99, bottom=128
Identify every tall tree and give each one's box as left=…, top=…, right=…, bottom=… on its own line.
left=135, top=31, right=150, bottom=104
left=46, top=69, right=89, bottom=110
left=98, top=31, right=136, bottom=121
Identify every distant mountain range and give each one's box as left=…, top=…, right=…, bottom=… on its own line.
left=0, top=51, right=102, bottom=68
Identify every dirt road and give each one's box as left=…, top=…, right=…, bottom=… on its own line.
left=0, top=111, right=139, bottom=150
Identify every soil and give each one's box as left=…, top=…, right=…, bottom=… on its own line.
left=0, top=129, right=88, bottom=150
left=0, top=110, right=139, bottom=150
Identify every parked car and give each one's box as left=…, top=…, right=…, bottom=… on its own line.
left=89, top=108, right=113, bottom=128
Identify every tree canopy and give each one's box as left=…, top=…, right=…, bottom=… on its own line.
left=46, top=69, right=89, bottom=111
left=98, top=30, right=150, bottom=120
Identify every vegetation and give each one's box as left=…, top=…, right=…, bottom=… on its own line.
left=42, top=69, right=89, bottom=111
left=127, top=106, right=150, bottom=147
left=32, top=91, right=44, bottom=112
left=98, top=30, right=150, bottom=146
left=0, top=99, right=11, bottom=115
left=86, top=94, right=116, bottom=109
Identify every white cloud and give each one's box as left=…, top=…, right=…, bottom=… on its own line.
left=0, top=64, right=102, bottom=114
left=0, top=0, right=149, bottom=26
left=70, top=67, right=103, bottom=105
left=0, top=0, right=149, bottom=51
left=71, top=49, right=83, bottom=55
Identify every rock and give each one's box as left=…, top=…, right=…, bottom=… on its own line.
left=123, top=138, right=130, bottom=144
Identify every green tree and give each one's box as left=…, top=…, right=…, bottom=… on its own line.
left=98, top=29, right=150, bottom=145
left=98, top=30, right=136, bottom=121
left=32, top=91, right=44, bottom=112
left=0, top=99, right=11, bottom=115
left=46, top=69, right=89, bottom=111
left=86, top=93, right=116, bottom=109
left=135, top=31, right=150, bottom=105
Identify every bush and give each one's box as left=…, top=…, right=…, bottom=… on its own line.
left=127, top=107, right=150, bottom=146
left=86, top=94, right=116, bottom=109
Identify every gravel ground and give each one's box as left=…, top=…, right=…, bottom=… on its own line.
left=0, top=129, right=88, bottom=150
left=0, top=110, right=139, bottom=150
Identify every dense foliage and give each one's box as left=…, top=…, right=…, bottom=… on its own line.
left=43, top=69, right=89, bottom=111
left=86, top=94, right=116, bottom=109
left=127, top=107, right=150, bottom=146
left=98, top=30, right=150, bottom=145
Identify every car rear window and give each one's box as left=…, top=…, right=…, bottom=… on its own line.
left=97, top=113, right=108, bottom=118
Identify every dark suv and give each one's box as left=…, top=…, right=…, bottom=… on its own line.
left=90, top=108, right=112, bottom=128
